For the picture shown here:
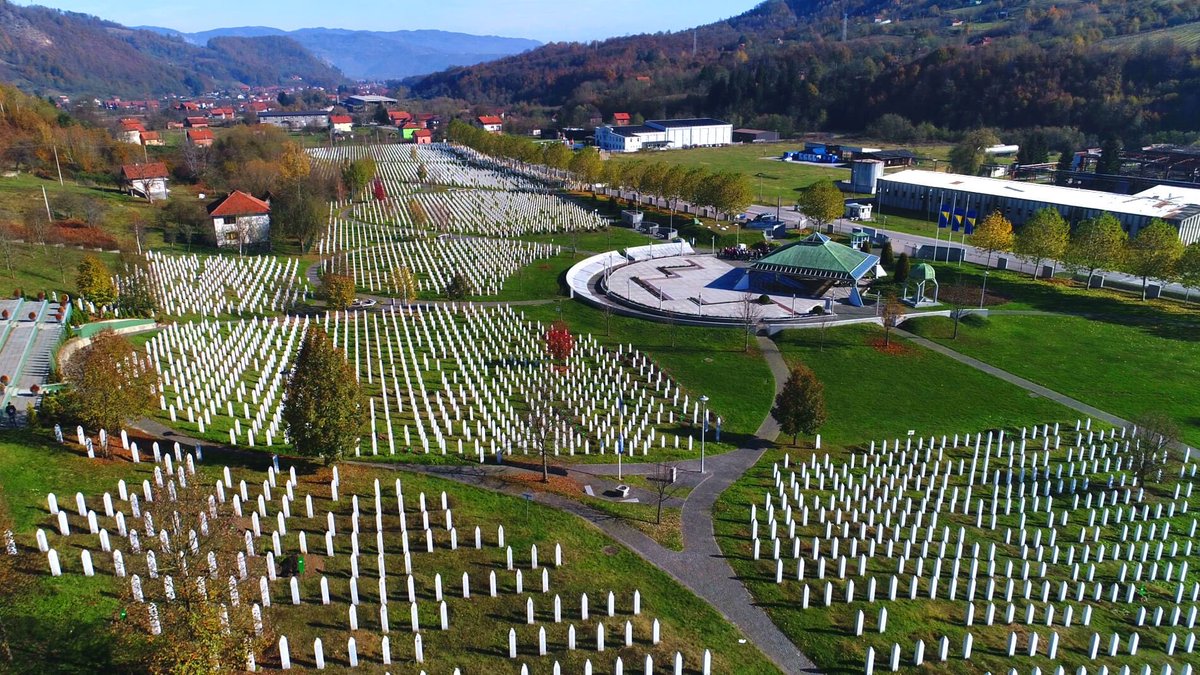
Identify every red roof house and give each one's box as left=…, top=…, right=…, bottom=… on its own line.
left=207, top=191, right=271, bottom=249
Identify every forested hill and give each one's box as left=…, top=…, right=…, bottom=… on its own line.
left=0, top=4, right=344, bottom=97
left=409, top=0, right=1200, bottom=138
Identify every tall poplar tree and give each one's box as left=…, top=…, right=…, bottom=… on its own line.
left=283, top=327, right=365, bottom=464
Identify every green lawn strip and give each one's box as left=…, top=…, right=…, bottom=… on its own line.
left=517, top=301, right=773, bottom=443
left=578, top=495, right=684, bottom=552
left=773, top=323, right=1076, bottom=451
left=0, top=430, right=776, bottom=673
left=903, top=313, right=1200, bottom=447
left=918, top=262, right=1197, bottom=317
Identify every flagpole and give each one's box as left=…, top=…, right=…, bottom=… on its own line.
left=934, top=191, right=945, bottom=262
left=959, top=195, right=970, bottom=267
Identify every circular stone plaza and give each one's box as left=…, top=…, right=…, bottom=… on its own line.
left=567, top=232, right=886, bottom=325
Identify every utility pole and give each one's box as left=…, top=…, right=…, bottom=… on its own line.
left=41, top=186, right=52, bottom=221
left=52, top=146, right=63, bottom=185
left=692, top=29, right=697, bottom=57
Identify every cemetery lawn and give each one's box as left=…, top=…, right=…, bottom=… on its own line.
left=0, top=431, right=778, bottom=673
left=773, top=323, right=1076, bottom=452
left=903, top=313, right=1200, bottom=447
left=713, top=443, right=1200, bottom=675
left=610, top=145, right=849, bottom=206
left=517, top=301, right=775, bottom=445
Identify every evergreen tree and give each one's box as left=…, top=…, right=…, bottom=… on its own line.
left=880, top=242, right=895, bottom=267
left=772, top=364, right=827, bottom=445
left=444, top=273, right=471, bottom=300
left=283, top=327, right=365, bottom=464
left=1096, top=138, right=1123, bottom=175
left=894, top=253, right=910, bottom=284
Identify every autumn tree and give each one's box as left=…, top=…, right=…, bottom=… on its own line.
left=283, top=326, right=365, bottom=464
left=772, top=364, right=827, bottom=445
left=1130, top=412, right=1179, bottom=484
left=568, top=147, right=603, bottom=186
left=272, top=189, right=324, bottom=253
left=75, top=254, right=116, bottom=306
left=1015, top=208, right=1070, bottom=278
left=972, top=211, right=1014, bottom=268
left=881, top=297, right=905, bottom=346
left=408, top=198, right=430, bottom=229
left=525, top=399, right=565, bottom=483
left=949, top=129, right=1000, bottom=175
left=62, top=330, right=156, bottom=451
left=392, top=266, right=418, bottom=305
left=321, top=272, right=356, bottom=310
left=1177, top=242, right=1200, bottom=303
left=1123, top=220, right=1183, bottom=300
left=797, top=180, right=844, bottom=231
left=1065, top=213, right=1126, bottom=281
left=340, top=157, right=377, bottom=200
left=545, top=320, right=574, bottom=363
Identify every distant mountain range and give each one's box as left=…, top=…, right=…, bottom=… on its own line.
left=138, top=26, right=542, bottom=80
left=0, top=4, right=343, bottom=97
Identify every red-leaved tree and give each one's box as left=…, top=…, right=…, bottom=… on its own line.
left=546, top=321, right=574, bottom=365
left=373, top=177, right=387, bottom=201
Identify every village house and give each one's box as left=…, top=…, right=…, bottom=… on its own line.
left=186, top=128, right=214, bottom=147
left=117, top=119, right=145, bottom=145
left=119, top=162, right=170, bottom=201
left=206, top=190, right=271, bottom=249
left=388, top=110, right=413, bottom=126
left=475, top=115, right=503, bottom=134
left=139, top=131, right=163, bottom=146
left=413, top=129, right=433, bottom=145
left=329, top=114, right=354, bottom=134
left=185, top=117, right=209, bottom=128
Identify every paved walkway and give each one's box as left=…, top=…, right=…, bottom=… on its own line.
left=895, top=328, right=1131, bottom=428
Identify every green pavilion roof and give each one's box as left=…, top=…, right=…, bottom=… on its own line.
left=750, top=233, right=879, bottom=282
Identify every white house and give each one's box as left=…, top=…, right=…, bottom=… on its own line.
left=207, top=190, right=271, bottom=248
left=329, top=115, right=353, bottom=134
left=119, top=162, right=170, bottom=201
left=594, top=118, right=732, bottom=153
left=475, top=115, right=503, bottom=133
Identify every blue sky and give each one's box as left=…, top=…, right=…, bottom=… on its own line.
left=22, top=0, right=763, bottom=42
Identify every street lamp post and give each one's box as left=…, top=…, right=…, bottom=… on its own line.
left=700, top=395, right=709, bottom=474
left=711, top=234, right=716, bottom=255
left=979, top=271, right=990, bottom=309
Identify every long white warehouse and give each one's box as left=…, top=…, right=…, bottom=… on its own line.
left=594, top=118, right=732, bottom=153
left=878, top=170, right=1200, bottom=244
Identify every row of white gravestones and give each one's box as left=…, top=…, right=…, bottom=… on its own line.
left=116, top=251, right=305, bottom=319
left=749, top=419, right=1200, bottom=672
left=30, top=446, right=727, bottom=674
left=148, top=303, right=710, bottom=460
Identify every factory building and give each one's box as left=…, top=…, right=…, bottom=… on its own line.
left=594, top=118, right=731, bottom=153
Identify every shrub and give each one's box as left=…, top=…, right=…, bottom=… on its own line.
left=757, top=293, right=772, bottom=305
left=28, top=311, right=36, bottom=321
left=808, top=305, right=826, bottom=315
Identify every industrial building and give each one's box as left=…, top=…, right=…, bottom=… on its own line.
left=733, top=128, right=780, bottom=144
left=877, top=170, right=1200, bottom=244
left=594, top=118, right=731, bottom=153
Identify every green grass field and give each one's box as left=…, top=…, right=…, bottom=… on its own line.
left=0, top=430, right=777, bottom=673
left=611, top=145, right=850, bottom=206
left=904, top=313, right=1200, bottom=447
left=773, top=323, right=1075, bottom=450
left=1105, top=21, right=1200, bottom=48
